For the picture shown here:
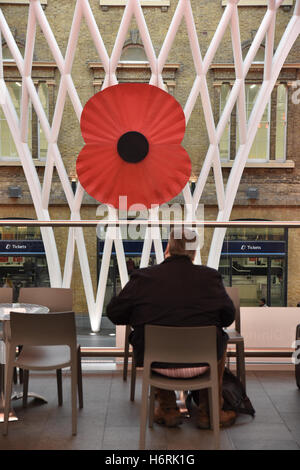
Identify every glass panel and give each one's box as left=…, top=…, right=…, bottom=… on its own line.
left=236, top=84, right=270, bottom=161
left=0, top=118, right=18, bottom=157
left=275, top=84, right=287, bottom=161
left=219, top=84, right=231, bottom=161
left=227, top=226, right=285, bottom=241
left=0, top=82, right=32, bottom=158
left=0, top=223, right=50, bottom=291
left=219, top=256, right=230, bottom=286
left=0, top=82, right=20, bottom=157
left=0, top=255, right=50, bottom=289
left=38, top=83, right=49, bottom=158
left=98, top=257, right=117, bottom=346
left=270, top=258, right=285, bottom=306
left=232, top=256, right=268, bottom=306
left=0, top=225, right=41, bottom=241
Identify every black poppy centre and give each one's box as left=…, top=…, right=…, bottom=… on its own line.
left=117, top=131, right=149, bottom=163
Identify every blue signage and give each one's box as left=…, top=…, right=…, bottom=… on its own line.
left=221, top=240, right=286, bottom=256
left=98, top=240, right=168, bottom=255
left=0, top=240, right=45, bottom=254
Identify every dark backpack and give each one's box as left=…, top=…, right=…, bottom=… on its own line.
left=222, top=367, right=255, bottom=416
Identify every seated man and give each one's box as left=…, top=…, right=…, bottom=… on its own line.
left=107, top=227, right=236, bottom=429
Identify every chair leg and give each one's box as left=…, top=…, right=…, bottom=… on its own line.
left=123, top=325, right=130, bottom=381
left=139, top=379, right=149, bottom=450
left=56, top=369, right=63, bottom=406
left=77, top=346, right=83, bottom=409
left=17, top=346, right=23, bottom=384
left=71, top=361, right=77, bottom=436
left=3, top=347, right=14, bottom=436
left=236, top=342, right=246, bottom=391
left=148, top=386, right=155, bottom=428
left=22, top=370, right=29, bottom=408
left=130, top=356, right=137, bottom=402
left=208, top=385, right=220, bottom=450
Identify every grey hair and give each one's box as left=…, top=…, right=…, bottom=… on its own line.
left=168, top=227, right=199, bottom=259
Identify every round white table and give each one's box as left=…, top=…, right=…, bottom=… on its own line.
left=0, top=303, right=50, bottom=422
left=0, top=303, right=49, bottom=321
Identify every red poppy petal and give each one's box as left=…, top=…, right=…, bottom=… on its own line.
left=76, top=144, right=121, bottom=197
left=80, top=84, right=186, bottom=146
left=77, top=141, right=191, bottom=209
left=141, top=144, right=191, bottom=202
left=115, top=84, right=186, bottom=144
left=80, top=90, right=125, bottom=144
left=143, top=95, right=186, bottom=145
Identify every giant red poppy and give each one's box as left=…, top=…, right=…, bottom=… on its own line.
left=76, top=83, right=191, bottom=208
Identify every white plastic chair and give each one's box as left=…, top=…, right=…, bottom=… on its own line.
left=139, top=325, right=220, bottom=450
left=3, top=311, right=78, bottom=436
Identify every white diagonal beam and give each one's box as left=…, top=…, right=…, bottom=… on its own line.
left=133, top=0, right=158, bottom=85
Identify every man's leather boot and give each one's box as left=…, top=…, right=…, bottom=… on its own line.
left=193, top=389, right=210, bottom=429
left=217, top=351, right=237, bottom=428
left=192, top=352, right=237, bottom=429
left=154, top=388, right=183, bottom=427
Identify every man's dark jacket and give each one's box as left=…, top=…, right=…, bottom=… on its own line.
left=106, top=255, right=235, bottom=367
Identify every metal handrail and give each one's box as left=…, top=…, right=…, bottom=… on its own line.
left=0, top=219, right=299, bottom=228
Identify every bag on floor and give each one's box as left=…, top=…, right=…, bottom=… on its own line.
left=222, top=367, right=255, bottom=416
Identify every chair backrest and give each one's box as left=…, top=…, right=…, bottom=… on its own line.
left=9, top=311, right=77, bottom=348
left=225, top=286, right=241, bottom=333
left=143, top=325, right=217, bottom=370
left=18, top=287, right=73, bottom=312
left=0, top=287, right=13, bottom=303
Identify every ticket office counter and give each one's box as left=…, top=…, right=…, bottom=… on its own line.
left=219, top=240, right=287, bottom=307
left=0, top=239, right=50, bottom=291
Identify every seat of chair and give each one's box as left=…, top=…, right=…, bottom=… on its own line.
left=15, top=345, right=71, bottom=370
left=225, top=328, right=244, bottom=342
left=149, top=369, right=212, bottom=391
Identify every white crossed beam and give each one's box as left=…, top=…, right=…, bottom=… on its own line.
left=0, top=0, right=299, bottom=331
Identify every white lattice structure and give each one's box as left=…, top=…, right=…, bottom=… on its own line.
left=0, top=0, right=299, bottom=332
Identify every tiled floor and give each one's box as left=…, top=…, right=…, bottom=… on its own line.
left=0, top=367, right=300, bottom=450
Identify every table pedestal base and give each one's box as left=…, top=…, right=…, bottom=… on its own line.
left=11, top=390, right=48, bottom=404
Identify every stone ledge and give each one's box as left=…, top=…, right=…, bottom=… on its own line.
left=0, top=0, right=47, bottom=4
left=222, top=0, right=293, bottom=6
left=221, top=160, right=295, bottom=168
left=0, top=160, right=46, bottom=167
left=99, top=0, right=169, bottom=8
